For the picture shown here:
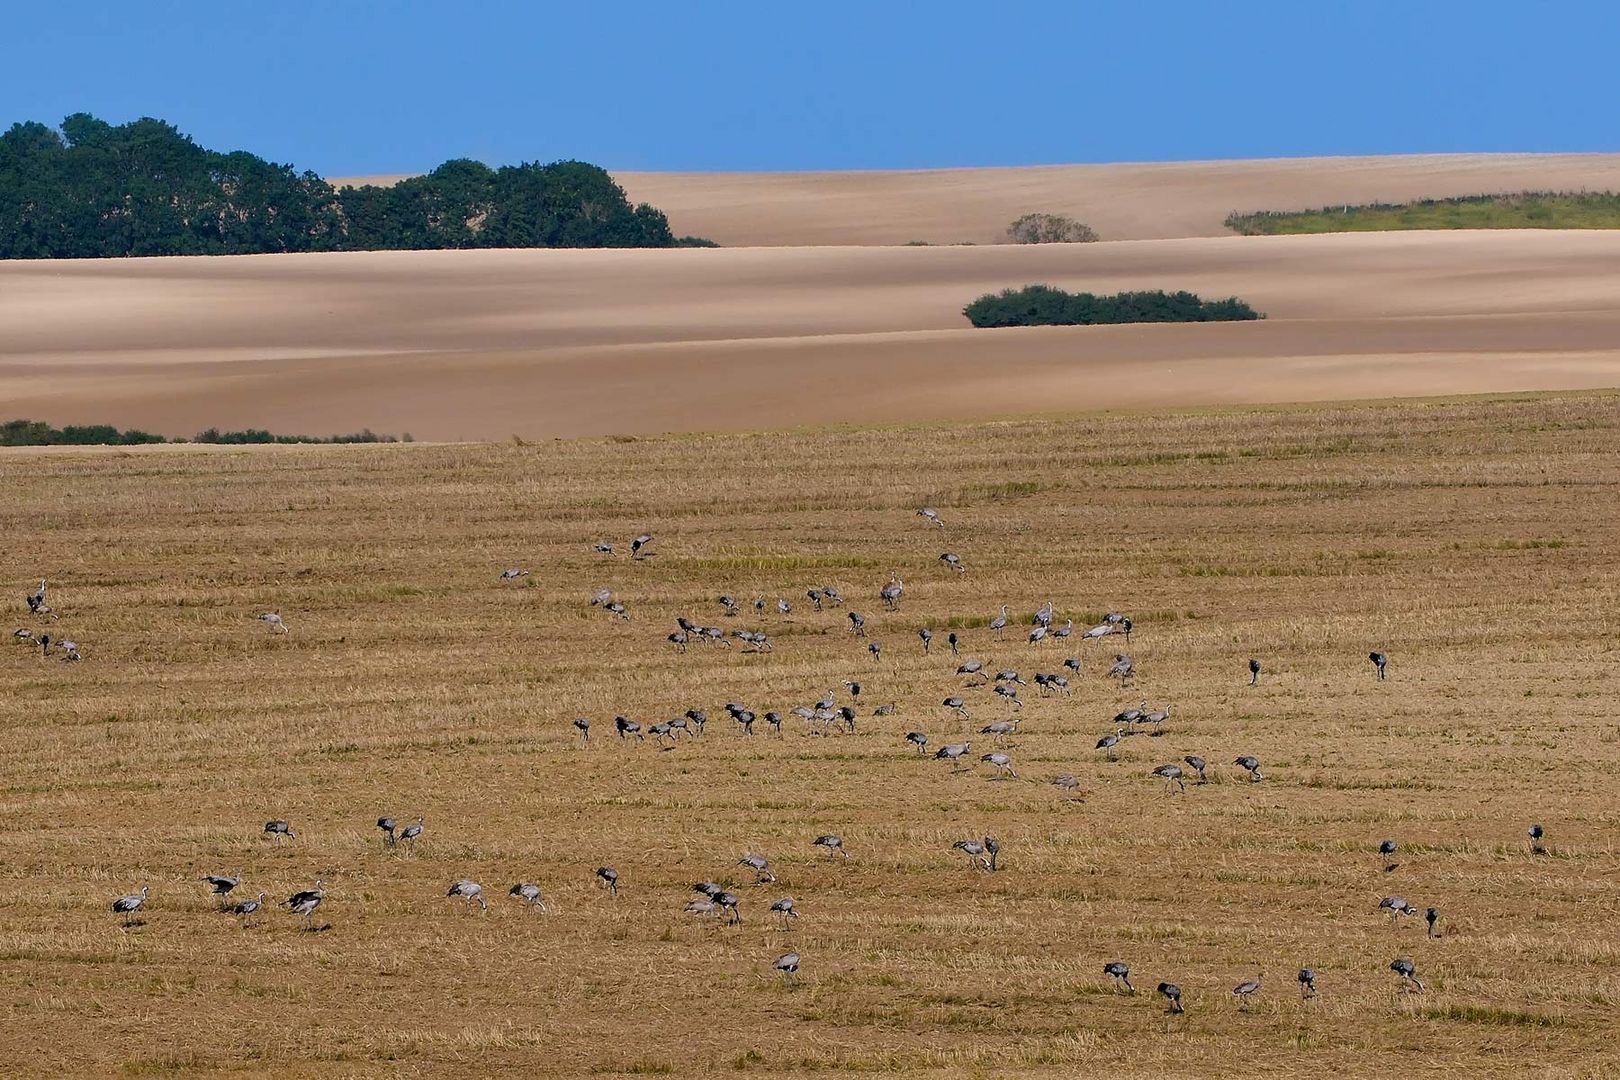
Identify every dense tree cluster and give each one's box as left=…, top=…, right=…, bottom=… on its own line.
left=963, top=285, right=1263, bottom=328
left=0, top=114, right=710, bottom=258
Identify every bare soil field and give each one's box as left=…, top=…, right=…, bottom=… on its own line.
left=5, top=231, right=1620, bottom=441
left=1, top=392, right=1617, bottom=1077
left=334, top=153, right=1620, bottom=246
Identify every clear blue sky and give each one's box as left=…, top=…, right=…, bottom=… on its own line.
left=5, top=0, right=1618, bottom=175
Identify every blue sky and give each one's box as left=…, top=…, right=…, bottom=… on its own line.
left=5, top=1, right=1618, bottom=174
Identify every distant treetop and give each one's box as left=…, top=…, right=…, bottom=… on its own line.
left=0, top=114, right=712, bottom=258
left=1005, top=213, right=1099, bottom=244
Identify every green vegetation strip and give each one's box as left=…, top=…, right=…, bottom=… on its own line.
left=963, top=286, right=1262, bottom=328
left=1226, top=191, right=1620, bottom=235
left=1, top=420, right=407, bottom=446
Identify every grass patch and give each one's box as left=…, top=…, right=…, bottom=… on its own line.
left=1227, top=191, right=1620, bottom=234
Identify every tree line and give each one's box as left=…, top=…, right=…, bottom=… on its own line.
left=963, top=285, right=1263, bottom=328
left=0, top=419, right=407, bottom=446
left=0, top=114, right=712, bottom=258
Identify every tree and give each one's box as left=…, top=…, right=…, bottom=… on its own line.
left=1005, top=213, right=1099, bottom=244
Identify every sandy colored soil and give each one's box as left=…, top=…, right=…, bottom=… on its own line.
left=4, top=230, right=1620, bottom=441
left=336, top=153, right=1620, bottom=245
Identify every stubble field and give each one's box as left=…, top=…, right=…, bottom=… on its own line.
left=1, top=392, right=1617, bottom=1078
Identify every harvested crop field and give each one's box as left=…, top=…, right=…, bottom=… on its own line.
left=1, top=391, right=1616, bottom=1076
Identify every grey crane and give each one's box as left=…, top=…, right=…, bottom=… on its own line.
left=668, top=630, right=690, bottom=651
left=1096, top=732, right=1122, bottom=760
left=500, top=568, right=530, bottom=581
left=263, top=819, right=295, bottom=845
left=399, top=815, right=425, bottom=851
left=285, top=881, right=324, bottom=928
left=1153, top=763, right=1186, bottom=793
left=509, top=882, right=547, bottom=911
left=905, top=731, right=929, bottom=754
left=992, top=684, right=1022, bottom=709
left=989, top=605, right=1008, bottom=639
left=957, top=659, right=987, bottom=683
left=1113, top=701, right=1147, bottom=725
left=226, top=892, right=267, bottom=926
left=1232, top=969, right=1263, bottom=1008
left=1051, top=773, right=1082, bottom=795
left=979, top=719, right=1018, bottom=742
left=203, top=872, right=241, bottom=905
left=1379, top=839, right=1399, bottom=873
left=754, top=595, right=766, bottom=615
left=994, top=669, right=1026, bottom=686
left=685, top=898, right=717, bottom=918
left=574, top=717, right=591, bottom=743
left=738, top=853, right=775, bottom=883
left=605, top=601, right=629, bottom=620
left=1082, top=622, right=1114, bottom=642
left=918, top=507, right=945, bottom=527
left=716, top=891, right=743, bottom=925
left=1425, top=907, right=1440, bottom=938
left=594, top=542, right=616, bottom=556
left=595, top=866, right=620, bottom=897
left=918, top=627, right=933, bottom=654
left=630, top=533, right=653, bottom=558
left=939, top=552, right=965, bottom=574
left=873, top=703, right=896, bottom=716
left=1184, top=755, right=1209, bottom=783
left=943, top=697, right=970, bottom=719
left=58, top=638, right=81, bottom=662
left=12, top=628, right=33, bottom=643
left=615, top=716, right=644, bottom=742
left=868, top=640, right=882, bottom=662
left=589, top=587, right=614, bottom=607
left=1370, top=651, right=1388, bottom=680
left=765, top=711, right=783, bottom=735
left=1139, top=704, right=1171, bottom=728
left=1390, top=957, right=1423, bottom=992
left=774, top=951, right=801, bottom=983
left=935, top=741, right=972, bottom=770
left=720, top=594, right=740, bottom=616
left=27, top=578, right=51, bottom=617
left=258, top=612, right=288, bottom=634
left=776, top=597, right=792, bottom=618
left=1379, top=895, right=1418, bottom=924
left=880, top=577, right=904, bottom=609
left=1052, top=619, right=1073, bottom=641
left=1063, top=656, right=1081, bottom=674
left=770, top=896, right=799, bottom=928
left=686, top=708, right=708, bottom=735
left=1107, top=654, right=1134, bottom=679
left=1247, top=658, right=1261, bottom=685
left=947, top=631, right=960, bottom=657
left=1040, top=673, right=1071, bottom=695
left=813, top=834, right=848, bottom=860
left=1298, top=968, right=1317, bottom=998
left=693, top=881, right=723, bottom=899
left=952, top=837, right=997, bottom=871
left=112, top=884, right=149, bottom=925
left=447, top=879, right=487, bottom=912
left=1034, top=600, right=1054, bottom=628
left=1234, top=755, right=1264, bottom=782
left=1157, top=982, right=1184, bottom=1014
left=1028, top=624, right=1047, bottom=646
left=848, top=611, right=866, bottom=636
left=1103, top=962, right=1134, bottom=993
left=821, top=585, right=844, bottom=606
left=377, top=816, right=397, bottom=846
left=981, top=751, right=1017, bottom=778
left=1528, top=823, right=1546, bottom=854
left=805, top=589, right=822, bottom=611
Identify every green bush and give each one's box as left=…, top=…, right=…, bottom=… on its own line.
left=0, top=114, right=713, bottom=258
left=1005, top=213, right=1099, bottom=244
left=963, top=285, right=1263, bottom=328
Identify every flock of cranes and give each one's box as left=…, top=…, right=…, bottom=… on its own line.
left=17, top=515, right=1557, bottom=1014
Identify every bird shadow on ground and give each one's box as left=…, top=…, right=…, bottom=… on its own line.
left=301, top=923, right=335, bottom=933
